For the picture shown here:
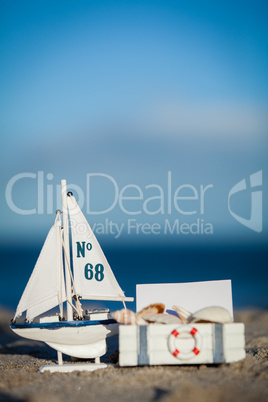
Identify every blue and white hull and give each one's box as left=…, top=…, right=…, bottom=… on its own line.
left=11, top=318, right=119, bottom=359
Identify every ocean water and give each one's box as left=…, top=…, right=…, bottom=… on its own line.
left=1, top=243, right=267, bottom=315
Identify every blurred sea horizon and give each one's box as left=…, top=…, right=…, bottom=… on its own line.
left=1, top=240, right=267, bottom=314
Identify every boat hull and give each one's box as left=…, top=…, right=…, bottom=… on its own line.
left=11, top=319, right=119, bottom=359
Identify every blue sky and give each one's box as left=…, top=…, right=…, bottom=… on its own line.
left=0, top=0, right=267, bottom=245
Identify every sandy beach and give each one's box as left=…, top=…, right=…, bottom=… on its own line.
left=0, top=307, right=267, bottom=402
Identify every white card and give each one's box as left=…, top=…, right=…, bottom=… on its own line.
left=136, top=280, right=233, bottom=317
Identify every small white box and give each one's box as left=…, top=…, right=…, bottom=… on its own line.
left=119, top=323, right=245, bottom=366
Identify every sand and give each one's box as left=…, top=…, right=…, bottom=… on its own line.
left=0, top=307, right=268, bottom=402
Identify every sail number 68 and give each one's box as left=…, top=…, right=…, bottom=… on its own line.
left=84, top=263, right=104, bottom=282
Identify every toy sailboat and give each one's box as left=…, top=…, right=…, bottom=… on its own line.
left=10, top=180, right=133, bottom=372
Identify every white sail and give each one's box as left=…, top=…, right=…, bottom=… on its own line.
left=14, top=215, right=66, bottom=322
left=67, top=195, right=131, bottom=302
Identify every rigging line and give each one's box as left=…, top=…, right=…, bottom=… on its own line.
left=74, top=297, right=83, bottom=318
left=61, top=230, right=83, bottom=318
left=60, top=230, right=77, bottom=295
left=66, top=299, right=82, bottom=315
left=58, top=218, right=64, bottom=318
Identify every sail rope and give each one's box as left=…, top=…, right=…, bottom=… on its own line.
left=66, top=299, right=83, bottom=316
left=60, top=230, right=84, bottom=319
left=57, top=215, right=64, bottom=319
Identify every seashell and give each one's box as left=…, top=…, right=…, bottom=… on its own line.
left=172, top=305, right=191, bottom=324
left=112, top=309, right=147, bottom=325
left=172, top=305, right=233, bottom=324
left=137, top=303, right=165, bottom=318
left=190, top=306, right=233, bottom=324
left=144, top=313, right=182, bottom=325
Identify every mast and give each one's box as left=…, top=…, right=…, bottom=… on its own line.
left=61, top=179, right=73, bottom=321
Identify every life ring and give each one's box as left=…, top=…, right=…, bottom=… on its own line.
left=168, top=326, right=202, bottom=360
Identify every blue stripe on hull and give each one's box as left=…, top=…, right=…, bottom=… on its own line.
left=11, top=319, right=117, bottom=330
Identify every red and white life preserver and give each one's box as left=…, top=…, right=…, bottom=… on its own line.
left=168, top=326, right=202, bottom=361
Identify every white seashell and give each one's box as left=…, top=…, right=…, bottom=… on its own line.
left=190, top=306, right=233, bottom=324
left=112, top=309, right=147, bottom=325
left=144, top=313, right=182, bottom=325
left=172, top=305, right=233, bottom=324
left=137, top=303, right=165, bottom=318
left=172, top=305, right=191, bottom=324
